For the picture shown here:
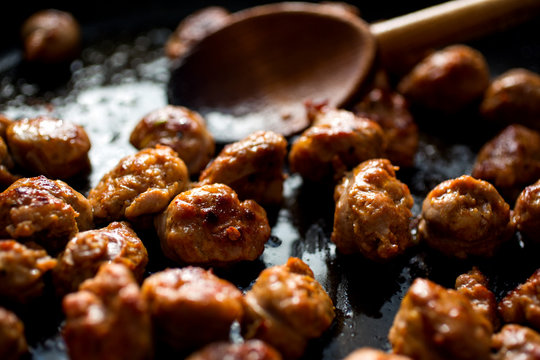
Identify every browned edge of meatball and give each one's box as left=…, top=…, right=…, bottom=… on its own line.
left=344, top=348, right=412, bottom=360
left=512, top=179, right=540, bottom=243
left=185, top=340, right=283, bottom=360
left=0, top=306, right=28, bottom=360
left=499, top=268, right=540, bottom=330
left=492, top=324, right=540, bottom=360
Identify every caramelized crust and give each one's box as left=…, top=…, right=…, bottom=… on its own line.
left=185, top=340, right=282, bottom=360
left=0, top=307, right=28, bottom=360
left=499, top=269, right=540, bottom=330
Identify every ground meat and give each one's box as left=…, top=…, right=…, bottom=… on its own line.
left=388, top=278, right=492, bottom=360
left=155, top=183, right=270, bottom=266
left=88, top=144, right=189, bottom=224
left=288, top=104, right=386, bottom=182
left=344, top=348, right=412, bottom=360
left=53, top=221, right=148, bottom=296
left=185, top=340, right=282, bottom=360
left=130, top=105, right=215, bottom=176
left=0, top=137, right=19, bottom=190
left=472, top=124, right=540, bottom=201
left=397, top=44, right=490, bottom=113
left=499, top=268, right=540, bottom=330
left=6, top=116, right=91, bottom=179
left=480, top=68, right=540, bottom=130
left=513, top=179, right=540, bottom=242
left=62, top=263, right=152, bottom=360
left=418, top=175, right=513, bottom=258
left=141, top=266, right=244, bottom=351
left=199, top=131, right=287, bottom=206
left=0, top=307, right=28, bottom=360
left=492, top=324, right=540, bottom=360
left=0, top=176, right=93, bottom=253
left=165, top=6, right=230, bottom=59
left=455, top=267, right=500, bottom=330
left=243, top=257, right=335, bottom=359
left=331, top=159, right=414, bottom=261
left=354, top=88, right=419, bottom=168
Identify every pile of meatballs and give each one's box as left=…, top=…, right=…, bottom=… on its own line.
left=2, top=4, right=540, bottom=360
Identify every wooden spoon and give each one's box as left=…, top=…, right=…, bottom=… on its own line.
left=167, top=0, right=540, bottom=143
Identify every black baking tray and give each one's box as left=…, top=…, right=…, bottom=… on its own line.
left=1, top=1, right=540, bottom=359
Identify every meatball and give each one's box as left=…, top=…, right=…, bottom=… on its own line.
left=331, top=159, right=414, bottom=261
left=0, top=240, right=56, bottom=304
left=62, top=263, right=152, bottom=360
left=6, top=116, right=91, bottom=179
left=0, top=176, right=93, bottom=253
left=185, top=340, right=282, bottom=360
left=141, top=267, right=244, bottom=351
left=155, top=183, right=270, bottom=266
left=0, top=114, right=12, bottom=139
left=499, top=268, right=540, bottom=330
left=165, top=6, right=230, bottom=59
left=289, top=104, right=386, bottom=182
left=418, top=175, right=513, bottom=258
left=88, top=145, right=189, bottom=224
left=199, top=131, right=287, bottom=206
left=53, top=221, right=148, bottom=296
left=388, top=278, right=492, bottom=360
left=354, top=88, right=419, bottom=167
left=0, top=137, right=19, bottom=190
left=472, top=124, right=540, bottom=201
left=344, top=348, right=412, bottom=360
left=0, top=307, right=28, bottom=360
left=397, top=44, right=490, bottom=112
left=513, top=179, right=540, bottom=242
left=492, top=324, right=540, bottom=360
left=21, top=9, right=81, bottom=63
left=130, top=105, right=215, bottom=176
left=243, top=257, right=335, bottom=359
left=480, top=68, right=540, bottom=130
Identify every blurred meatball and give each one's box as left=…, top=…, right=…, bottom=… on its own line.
left=155, top=183, right=270, bottom=266
left=199, top=131, right=287, bottom=206
left=63, top=263, right=152, bottom=360
left=21, top=9, right=81, bottom=63
left=472, top=124, right=540, bottom=201
left=0, top=137, right=19, bottom=190
left=165, top=6, right=230, bottom=59
left=481, top=68, right=540, bottom=130
left=141, top=267, right=244, bottom=351
left=0, top=307, right=28, bottom=360
left=513, top=179, right=540, bottom=242
left=0, top=240, right=56, bottom=304
left=388, top=278, right=492, bottom=360
left=418, top=175, right=513, bottom=258
left=243, top=257, right=335, bottom=359
left=344, top=348, right=412, bottom=360
left=6, top=116, right=91, bottom=179
left=0, top=114, right=12, bottom=139
left=397, top=44, right=490, bottom=112
left=53, top=221, right=148, bottom=296
left=130, top=105, right=215, bottom=176
left=499, top=268, right=540, bottom=330
left=289, top=104, right=386, bottom=182
left=492, top=324, right=540, bottom=360
left=331, top=159, right=414, bottom=261
left=354, top=88, right=418, bottom=167
left=0, top=176, right=93, bottom=253
left=185, top=340, right=282, bottom=360
left=88, top=145, right=189, bottom=224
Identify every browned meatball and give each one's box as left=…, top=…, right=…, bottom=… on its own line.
left=141, top=266, right=244, bottom=351
left=21, top=9, right=81, bottom=63
left=6, top=116, right=91, bottom=179
left=472, top=124, right=540, bottom=201
left=331, top=159, right=414, bottom=261
left=397, top=44, right=490, bottom=112
left=344, top=348, right=412, bottom=360
left=499, top=268, right=540, bottom=330
left=88, top=144, right=189, bottom=224
left=0, top=307, right=28, bottom=360
left=199, top=131, right=287, bottom=206
left=62, top=263, right=152, bottom=360
left=354, top=88, right=419, bottom=167
left=0, top=137, right=19, bottom=190
left=418, top=175, right=513, bottom=258
left=53, top=221, right=148, bottom=296
left=289, top=104, right=386, bottom=182
left=388, top=278, right=492, bottom=360
left=155, top=183, right=270, bottom=266
left=492, top=324, right=540, bottom=360
left=186, top=340, right=282, bottom=360
left=513, top=179, right=540, bottom=242
left=130, top=105, right=215, bottom=176
left=165, top=6, right=230, bottom=59
left=0, top=114, right=12, bottom=139
left=0, top=176, right=93, bottom=253
left=0, top=240, right=56, bottom=304
left=243, top=257, right=335, bottom=359
left=481, top=68, right=540, bottom=130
